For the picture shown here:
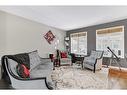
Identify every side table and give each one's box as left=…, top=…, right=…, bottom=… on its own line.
left=75, top=57, right=84, bottom=68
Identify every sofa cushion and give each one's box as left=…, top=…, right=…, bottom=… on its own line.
left=60, top=58, right=71, bottom=63
left=16, top=64, right=30, bottom=78
left=30, top=59, right=53, bottom=81
left=30, top=64, right=52, bottom=82
left=30, top=64, right=55, bottom=89
left=84, top=56, right=96, bottom=65
left=28, top=50, right=41, bottom=70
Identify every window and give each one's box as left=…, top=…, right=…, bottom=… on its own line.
left=70, top=32, right=87, bottom=55
left=96, top=26, right=124, bottom=58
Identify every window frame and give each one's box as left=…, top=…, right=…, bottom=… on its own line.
left=96, top=26, right=124, bottom=58
left=70, top=32, right=87, bottom=55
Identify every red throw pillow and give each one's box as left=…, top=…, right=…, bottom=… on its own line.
left=16, top=64, right=30, bottom=78
left=61, top=52, right=67, bottom=58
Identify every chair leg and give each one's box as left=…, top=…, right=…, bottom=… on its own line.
left=93, top=64, right=96, bottom=73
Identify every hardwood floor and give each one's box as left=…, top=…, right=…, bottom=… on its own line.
left=108, top=67, right=127, bottom=78
left=108, top=67, right=127, bottom=89
left=0, top=79, right=12, bottom=89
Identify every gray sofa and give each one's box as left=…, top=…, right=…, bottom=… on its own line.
left=1, top=51, right=54, bottom=89
left=30, top=58, right=53, bottom=84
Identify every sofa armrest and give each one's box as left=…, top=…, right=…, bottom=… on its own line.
left=97, top=51, right=104, bottom=59
left=9, top=76, right=53, bottom=89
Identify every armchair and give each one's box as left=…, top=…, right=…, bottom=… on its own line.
left=56, top=50, right=72, bottom=66
left=83, top=50, right=104, bottom=73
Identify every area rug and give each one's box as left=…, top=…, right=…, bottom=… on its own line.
left=51, top=64, right=109, bottom=89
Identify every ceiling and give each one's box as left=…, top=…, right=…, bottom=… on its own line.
left=0, top=6, right=127, bottom=31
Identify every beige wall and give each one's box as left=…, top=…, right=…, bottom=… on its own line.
left=0, top=11, right=66, bottom=58
left=0, top=11, right=7, bottom=57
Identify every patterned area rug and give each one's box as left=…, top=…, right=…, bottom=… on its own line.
left=51, top=64, right=109, bottom=89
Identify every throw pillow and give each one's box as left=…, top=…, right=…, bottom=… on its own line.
left=28, top=50, right=41, bottom=70
left=16, top=64, right=30, bottom=78
left=61, top=52, right=67, bottom=58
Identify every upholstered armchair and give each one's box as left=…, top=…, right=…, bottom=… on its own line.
left=56, top=50, right=72, bottom=66
left=83, top=50, right=104, bottom=73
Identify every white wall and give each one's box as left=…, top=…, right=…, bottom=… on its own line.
left=0, top=11, right=7, bottom=57
left=0, top=11, right=66, bottom=58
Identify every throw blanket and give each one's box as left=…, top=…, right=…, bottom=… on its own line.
left=1, top=53, right=30, bottom=82
left=7, top=53, right=30, bottom=69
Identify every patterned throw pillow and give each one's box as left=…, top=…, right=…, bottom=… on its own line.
left=16, top=64, right=30, bottom=78
left=28, top=50, right=41, bottom=70
left=60, top=52, right=67, bottom=58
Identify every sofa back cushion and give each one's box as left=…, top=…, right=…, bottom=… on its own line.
left=28, top=50, right=41, bottom=70
left=90, top=50, right=103, bottom=59
left=95, top=51, right=103, bottom=58
left=90, top=51, right=96, bottom=57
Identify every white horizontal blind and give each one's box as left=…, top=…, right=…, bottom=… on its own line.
left=96, top=26, right=124, bottom=58
left=70, top=32, right=87, bottom=55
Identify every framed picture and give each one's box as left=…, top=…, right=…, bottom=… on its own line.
left=44, top=30, right=55, bottom=44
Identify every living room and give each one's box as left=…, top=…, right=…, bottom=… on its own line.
left=1, top=5, right=127, bottom=92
